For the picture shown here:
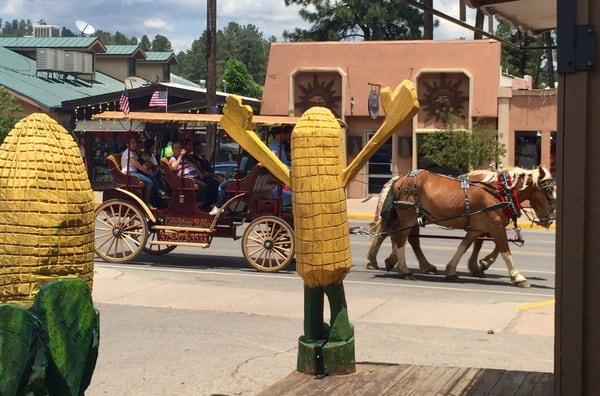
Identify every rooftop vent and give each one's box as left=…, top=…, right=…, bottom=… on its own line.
left=33, top=25, right=60, bottom=37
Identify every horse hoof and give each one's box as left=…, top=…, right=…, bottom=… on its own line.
left=514, top=280, right=531, bottom=288
left=384, top=259, right=396, bottom=272
left=424, top=268, right=438, bottom=275
left=446, top=274, right=460, bottom=282
left=366, top=263, right=380, bottom=270
left=400, top=273, right=416, bottom=280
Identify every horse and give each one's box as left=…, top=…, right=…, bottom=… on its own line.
left=366, top=176, right=437, bottom=276
left=380, top=166, right=555, bottom=287
left=367, top=169, right=510, bottom=276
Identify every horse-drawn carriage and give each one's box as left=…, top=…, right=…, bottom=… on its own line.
left=92, top=112, right=298, bottom=272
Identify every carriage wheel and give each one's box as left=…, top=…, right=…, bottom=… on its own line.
left=143, top=229, right=177, bottom=255
left=94, top=199, right=148, bottom=263
left=242, top=216, right=295, bottom=272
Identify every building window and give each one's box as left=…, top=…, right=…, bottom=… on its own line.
left=515, top=131, right=541, bottom=169
left=128, top=58, right=136, bottom=76
left=162, top=64, right=170, bottom=81
left=367, top=131, right=393, bottom=194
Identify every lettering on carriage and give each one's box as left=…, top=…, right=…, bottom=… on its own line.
left=159, top=216, right=212, bottom=243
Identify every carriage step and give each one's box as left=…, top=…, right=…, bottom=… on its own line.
left=152, top=225, right=213, bottom=233
left=149, top=241, right=210, bottom=248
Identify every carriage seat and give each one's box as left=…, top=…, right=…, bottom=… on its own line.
left=106, top=154, right=145, bottom=190
left=160, top=158, right=202, bottom=192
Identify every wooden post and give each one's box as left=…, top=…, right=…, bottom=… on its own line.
left=206, top=0, right=218, bottom=164
left=555, top=0, right=600, bottom=394
left=422, top=0, right=433, bottom=40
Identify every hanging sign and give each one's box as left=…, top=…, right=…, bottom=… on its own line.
left=368, top=83, right=381, bottom=120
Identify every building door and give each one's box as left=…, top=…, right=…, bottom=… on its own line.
left=514, top=131, right=541, bottom=169
left=367, top=131, right=393, bottom=194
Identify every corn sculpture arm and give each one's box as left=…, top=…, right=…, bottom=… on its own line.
left=221, top=81, right=419, bottom=375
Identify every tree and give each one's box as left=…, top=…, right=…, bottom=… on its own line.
left=139, top=35, right=152, bottom=51
left=0, top=88, right=23, bottom=144
left=94, top=30, right=114, bottom=45
left=174, top=22, right=271, bottom=86
left=151, top=35, right=172, bottom=51
left=495, top=20, right=557, bottom=88
left=221, top=58, right=262, bottom=98
left=419, top=110, right=505, bottom=173
left=60, top=27, right=76, bottom=37
left=113, top=31, right=129, bottom=45
left=283, top=0, right=423, bottom=41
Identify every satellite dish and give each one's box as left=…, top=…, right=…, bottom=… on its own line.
left=75, top=20, right=96, bottom=35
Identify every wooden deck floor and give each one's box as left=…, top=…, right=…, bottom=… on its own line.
left=259, top=363, right=553, bottom=395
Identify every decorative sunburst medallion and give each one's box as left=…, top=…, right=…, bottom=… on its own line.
left=295, top=74, right=342, bottom=117
left=419, top=74, right=469, bottom=122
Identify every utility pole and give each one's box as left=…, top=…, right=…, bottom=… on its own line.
left=206, top=0, right=217, bottom=163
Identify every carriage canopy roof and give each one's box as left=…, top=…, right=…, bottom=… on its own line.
left=92, top=111, right=300, bottom=127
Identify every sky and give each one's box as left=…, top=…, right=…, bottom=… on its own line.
left=0, top=0, right=483, bottom=53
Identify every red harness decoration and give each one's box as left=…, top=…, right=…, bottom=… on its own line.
left=496, top=173, right=522, bottom=219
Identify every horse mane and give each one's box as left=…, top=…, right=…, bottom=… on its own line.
left=467, top=166, right=553, bottom=190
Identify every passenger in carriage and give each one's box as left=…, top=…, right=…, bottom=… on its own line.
left=269, top=126, right=292, bottom=208
left=121, top=137, right=164, bottom=206
left=140, top=138, right=169, bottom=195
left=168, top=141, right=212, bottom=210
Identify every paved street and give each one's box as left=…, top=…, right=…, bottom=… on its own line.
left=88, top=225, right=555, bottom=396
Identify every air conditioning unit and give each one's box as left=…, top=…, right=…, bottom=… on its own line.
left=64, top=51, right=94, bottom=75
left=36, top=48, right=64, bottom=73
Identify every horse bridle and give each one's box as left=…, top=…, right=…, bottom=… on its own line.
left=531, top=178, right=556, bottom=227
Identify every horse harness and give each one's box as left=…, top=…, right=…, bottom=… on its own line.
left=392, top=170, right=522, bottom=233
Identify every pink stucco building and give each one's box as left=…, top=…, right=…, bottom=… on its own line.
left=261, top=40, right=557, bottom=198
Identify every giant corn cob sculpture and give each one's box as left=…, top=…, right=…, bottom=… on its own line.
left=0, top=114, right=99, bottom=396
left=221, top=81, right=419, bottom=375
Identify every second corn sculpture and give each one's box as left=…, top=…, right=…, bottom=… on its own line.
left=221, top=80, right=419, bottom=375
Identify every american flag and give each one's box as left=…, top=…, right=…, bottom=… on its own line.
left=149, top=90, right=168, bottom=107
left=119, top=90, right=130, bottom=115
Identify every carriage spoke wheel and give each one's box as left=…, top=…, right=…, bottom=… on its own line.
left=94, top=199, right=148, bottom=263
left=143, top=229, right=177, bottom=255
left=242, top=216, right=295, bottom=272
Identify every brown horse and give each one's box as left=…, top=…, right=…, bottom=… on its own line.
left=383, top=166, right=555, bottom=287
left=368, top=168, right=547, bottom=276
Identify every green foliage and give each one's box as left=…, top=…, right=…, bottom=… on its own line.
left=139, top=35, right=152, bottom=51
left=0, top=305, right=45, bottom=396
left=0, top=279, right=99, bottom=396
left=32, top=280, right=99, bottom=396
left=151, top=34, right=172, bottom=52
left=419, top=111, right=506, bottom=173
left=222, top=58, right=262, bottom=98
left=94, top=30, right=139, bottom=46
left=0, top=87, right=23, bottom=144
left=175, top=22, right=271, bottom=87
left=495, top=21, right=556, bottom=89
left=0, top=19, right=32, bottom=37
left=283, top=0, right=423, bottom=41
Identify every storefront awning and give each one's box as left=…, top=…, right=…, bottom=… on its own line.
left=467, top=0, right=556, bottom=33
left=74, top=119, right=145, bottom=133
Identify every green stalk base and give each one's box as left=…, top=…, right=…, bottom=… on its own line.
left=296, top=336, right=355, bottom=376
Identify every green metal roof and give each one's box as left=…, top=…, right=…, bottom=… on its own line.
left=144, top=51, right=176, bottom=62
left=169, top=73, right=201, bottom=88
left=0, top=36, right=99, bottom=49
left=0, top=46, right=124, bottom=109
left=104, top=45, right=141, bottom=55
